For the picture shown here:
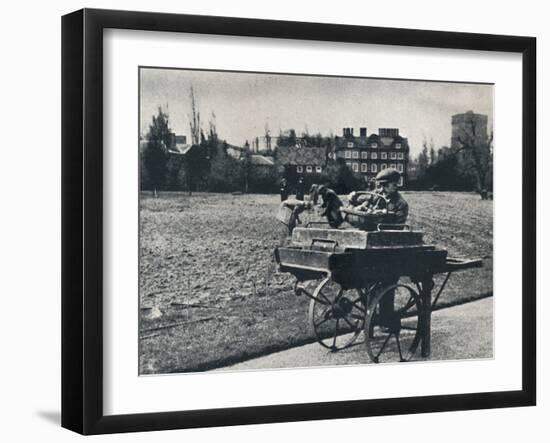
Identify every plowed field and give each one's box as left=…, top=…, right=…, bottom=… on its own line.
left=139, top=192, right=493, bottom=374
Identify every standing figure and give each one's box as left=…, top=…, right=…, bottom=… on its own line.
left=372, top=168, right=409, bottom=327
left=279, top=178, right=289, bottom=202
left=295, top=176, right=305, bottom=201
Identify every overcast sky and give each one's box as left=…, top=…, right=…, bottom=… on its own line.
left=139, top=68, right=493, bottom=156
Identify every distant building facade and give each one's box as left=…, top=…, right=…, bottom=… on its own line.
left=451, top=111, right=489, bottom=150
left=334, top=127, right=410, bottom=186
left=275, top=146, right=326, bottom=180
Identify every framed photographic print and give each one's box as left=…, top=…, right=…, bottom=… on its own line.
left=62, top=8, right=536, bottom=435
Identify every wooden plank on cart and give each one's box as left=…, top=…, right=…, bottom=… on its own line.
left=330, top=248, right=449, bottom=286
left=276, top=246, right=353, bottom=273
left=292, top=227, right=424, bottom=250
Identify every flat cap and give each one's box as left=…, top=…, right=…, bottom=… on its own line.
left=375, top=168, right=401, bottom=183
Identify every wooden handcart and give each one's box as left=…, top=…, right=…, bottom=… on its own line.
left=274, top=223, right=482, bottom=363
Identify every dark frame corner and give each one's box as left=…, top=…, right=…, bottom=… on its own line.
left=62, top=8, right=536, bottom=435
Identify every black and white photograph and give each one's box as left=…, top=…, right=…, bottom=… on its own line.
left=138, top=68, right=494, bottom=374
left=1, top=0, right=543, bottom=439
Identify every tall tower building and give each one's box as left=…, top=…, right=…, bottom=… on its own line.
left=451, top=111, right=489, bottom=149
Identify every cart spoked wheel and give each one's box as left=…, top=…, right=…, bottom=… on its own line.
left=364, top=284, right=422, bottom=363
left=308, top=277, right=367, bottom=352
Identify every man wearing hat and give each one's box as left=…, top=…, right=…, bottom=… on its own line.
left=372, top=168, right=408, bottom=225
left=350, top=168, right=408, bottom=228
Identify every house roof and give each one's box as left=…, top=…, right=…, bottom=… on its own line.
left=335, top=133, right=408, bottom=150
left=250, top=155, right=275, bottom=166
left=276, top=146, right=326, bottom=166
left=171, top=143, right=193, bottom=155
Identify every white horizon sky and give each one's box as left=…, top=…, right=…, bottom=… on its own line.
left=139, top=67, right=494, bottom=156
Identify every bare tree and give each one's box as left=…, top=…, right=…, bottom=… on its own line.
left=429, top=137, right=436, bottom=165
left=417, top=140, right=430, bottom=175
left=242, top=141, right=251, bottom=193
left=264, top=123, right=271, bottom=150
left=188, top=86, right=201, bottom=145
left=208, top=111, right=217, bottom=140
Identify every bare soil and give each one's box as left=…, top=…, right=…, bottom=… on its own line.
left=139, top=192, right=493, bottom=374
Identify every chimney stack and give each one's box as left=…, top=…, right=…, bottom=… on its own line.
left=379, top=128, right=399, bottom=137
left=342, top=127, right=354, bottom=138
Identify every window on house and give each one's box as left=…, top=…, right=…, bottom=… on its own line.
left=352, top=163, right=359, bottom=172
left=371, top=164, right=377, bottom=173
left=346, top=162, right=352, bottom=168
left=297, top=165, right=303, bottom=173
left=397, top=152, right=404, bottom=159
left=381, top=152, right=387, bottom=159
left=371, top=152, right=378, bottom=159
left=381, top=163, right=387, bottom=170
left=371, top=143, right=378, bottom=148
left=361, top=163, right=368, bottom=172
left=390, top=163, right=396, bottom=169
left=347, top=142, right=354, bottom=148
left=395, top=143, right=402, bottom=149
left=306, top=165, right=313, bottom=173
left=390, top=152, right=397, bottom=159
left=315, top=166, right=322, bottom=173
left=361, top=151, right=368, bottom=159
left=345, top=150, right=351, bottom=159
left=352, top=150, right=359, bottom=159
left=398, top=176, right=404, bottom=186
left=397, top=164, right=403, bottom=172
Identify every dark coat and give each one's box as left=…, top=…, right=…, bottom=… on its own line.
left=384, top=191, right=409, bottom=224
left=319, top=187, right=344, bottom=228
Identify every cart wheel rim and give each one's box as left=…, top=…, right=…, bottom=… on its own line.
left=308, top=277, right=367, bottom=351
left=364, top=283, right=421, bottom=363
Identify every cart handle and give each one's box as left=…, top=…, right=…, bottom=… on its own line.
left=443, top=257, right=483, bottom=271
left=377, top=223, right=410, bottom=231
left=310, top=238, right=339, bottom=252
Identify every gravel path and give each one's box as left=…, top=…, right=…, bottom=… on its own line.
left=215, top=297, right=493, bottom=371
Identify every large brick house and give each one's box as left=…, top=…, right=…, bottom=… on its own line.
left=334, top=127, right=410, bottom=186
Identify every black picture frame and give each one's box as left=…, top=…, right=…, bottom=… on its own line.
left=62, top=8, right=536, bottom=435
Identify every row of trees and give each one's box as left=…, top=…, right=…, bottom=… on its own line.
left=140, top=108, right=366, bottom=196
left=277, top=128, right=335, bottom=149
left=409, top=124, right=493, bottom=197
left=140, top=106, right=280, bottom=195
left=141, top=89, right=493, bottom=197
